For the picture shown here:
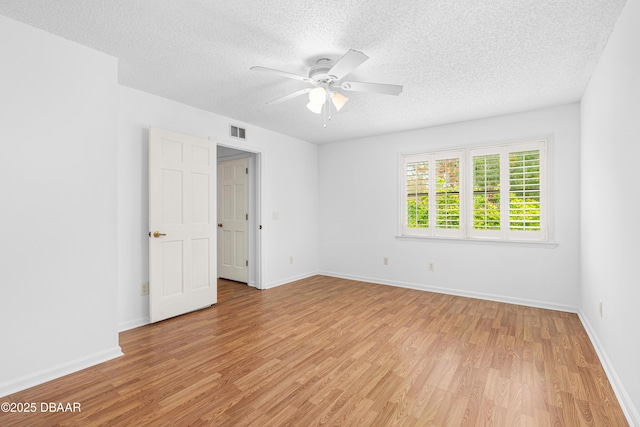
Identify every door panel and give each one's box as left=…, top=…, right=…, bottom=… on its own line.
left=161, top=241, right=183, bottom=296
left=149, top=128, right=217, bottom=323
left=218, top=158, right=248, bottom=282
left=191, top=238, right=210, bottom=290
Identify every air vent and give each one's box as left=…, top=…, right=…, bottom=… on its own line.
left=230, top=125, right=246, bottom=140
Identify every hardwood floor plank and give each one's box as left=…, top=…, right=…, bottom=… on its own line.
left=0, top=276, right=629, bottom=426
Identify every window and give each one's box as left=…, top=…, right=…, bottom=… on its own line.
left=406, top=161, right=429, bottom=229
left=435, top=158, right=461, bottom=230
left=402, top=140, right=547, bottom=241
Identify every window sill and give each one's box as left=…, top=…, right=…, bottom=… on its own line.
left=395, top=235, right=558, bottom=248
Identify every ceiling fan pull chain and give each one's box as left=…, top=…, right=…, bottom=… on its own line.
left=323, top=105, right=327, bottom=128
left=323, top=87, right=328, bottom=128
left=326, top=88, right=332, bottom=123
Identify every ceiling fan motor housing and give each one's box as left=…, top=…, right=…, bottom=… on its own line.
left=309, top=58, right=337, bottom=84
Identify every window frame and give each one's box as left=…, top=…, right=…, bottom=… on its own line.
left=401, top=139, right=549, bottom=242
left=402, top=150, right=464, bottom=238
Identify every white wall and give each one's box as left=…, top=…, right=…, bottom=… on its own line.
left=117, top=86, right=318, bottom=330
left=319, top=104, right=581, bottom=310
left=580, top=0, right=640, bottom=423
left=0, top=16, right=121, bottom=396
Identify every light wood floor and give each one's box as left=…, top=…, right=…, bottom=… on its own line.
left=2, top=276, right=628, bottom=426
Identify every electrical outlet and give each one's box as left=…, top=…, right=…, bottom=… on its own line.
left=383, top=257, right=389, bottom=265
left=598, top=300, right=603, bottom=318
left=141, top=282, right=149, bottom=296
left=428, top=262, right=435, bottom=272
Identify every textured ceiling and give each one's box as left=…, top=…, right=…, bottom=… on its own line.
left=0, top=0, right=627, bottom=144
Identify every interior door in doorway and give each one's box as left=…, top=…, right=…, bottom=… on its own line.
left=218, top=158, right=248, bottom=283
left=148, top=128, right=217, bottom=323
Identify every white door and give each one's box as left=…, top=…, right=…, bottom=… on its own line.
left=217, top=158, right=248, bottom=283
left=149, top=128, right=217, bottom=323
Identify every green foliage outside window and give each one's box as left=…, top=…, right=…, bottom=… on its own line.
left=408, top=194, right=540, bottom=230
left=407, top=196, right=428, bottom=228
left=473, top=194, right=500, bottom=229
left=407, top=193, right=461, bottom=229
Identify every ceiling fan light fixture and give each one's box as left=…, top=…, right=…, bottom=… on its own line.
left=306, top=101, right=323, bottom=114
left=308, top=87, right=326, bottom=105
left=331, top=91, right=349, bottom=111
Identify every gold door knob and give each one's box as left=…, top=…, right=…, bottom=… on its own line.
left=153, top=231, right=166, bottom=238
left=218, top=223, right=223, bottom=228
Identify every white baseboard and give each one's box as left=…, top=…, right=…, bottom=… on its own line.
left=0, top=346, right=123, bottom=398
left=118, top=317, right=150, bottom=332
left=577, top=310, right=639, bottom=427
left=262, top=271, right=319, bottom=290
left=318, top=270, right=579, bottom=313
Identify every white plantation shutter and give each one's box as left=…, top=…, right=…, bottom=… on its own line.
left=471, top=153, right=501, bottom=236
left=402, top=139, right=547, bottom=241
left=506, top=141, right=547, bottom=241
left=405, top=160, right=429, bottom=230
left=434, top=156, right=462, bottom=235
left=509, top=150, right=541, bottom=231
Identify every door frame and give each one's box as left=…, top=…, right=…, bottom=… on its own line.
left=216, top=145, right=263, bottom=289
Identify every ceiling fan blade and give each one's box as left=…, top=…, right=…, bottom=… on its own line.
left=250, top=66, right=311, bottom=83
left=340, top=81, right=403, bottom=96
left=328, top=49, right=369, bottom=80
left=265, top=88, right=312, bottom=104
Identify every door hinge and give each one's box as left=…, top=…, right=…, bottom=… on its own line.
left=246, top=213, right=248, bottom=220
left=246, top=260, right=248, bottom=267
left=246, top=167, right=248, bottom=174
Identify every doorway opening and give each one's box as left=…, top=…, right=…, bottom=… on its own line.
left=216, top=146, right=262, bottom=289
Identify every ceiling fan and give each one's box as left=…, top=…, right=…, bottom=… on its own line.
left=250, top=49, right=403, bottom=125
